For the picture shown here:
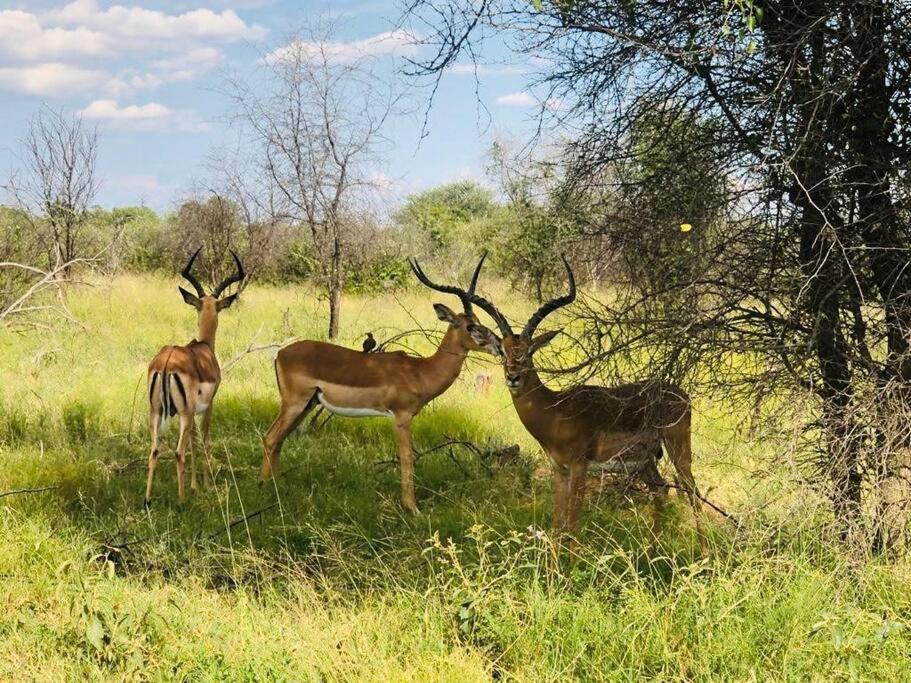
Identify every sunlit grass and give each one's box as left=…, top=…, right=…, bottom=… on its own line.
left=1, top=274, right=909, bottom=680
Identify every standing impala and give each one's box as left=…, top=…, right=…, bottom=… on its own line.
left=145, top=248, right=245, bottom=507
left=465, top=255, right=701, bottom=532
left=261, top=257, right=501, bottom=513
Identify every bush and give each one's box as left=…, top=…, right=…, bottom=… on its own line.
left=345, top=250, right=411, bottom=294
left=61, top=400, right=101, bottom=445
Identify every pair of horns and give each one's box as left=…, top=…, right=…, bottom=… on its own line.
left=409, top=255, right=485, bottom=315
left=411, top=252, right=576, bottom=337
left=181, top=247, right=245, bottom=298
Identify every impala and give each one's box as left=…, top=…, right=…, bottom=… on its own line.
left=261, top=257, right=502, bottom=513
left=145, top=248, right=245, bottom=507
left=465, top=255, right=701, bottom=532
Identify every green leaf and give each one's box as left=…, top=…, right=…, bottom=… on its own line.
left=86, top=616, right=106, bottom=651
left=531, top=0, right=543, bottom=9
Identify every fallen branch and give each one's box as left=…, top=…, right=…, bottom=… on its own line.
left=0, top=485, right=58, bottom=500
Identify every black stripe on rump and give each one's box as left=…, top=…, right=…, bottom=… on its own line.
left=172, top=374, right=187, bottom=411
left=163, top=372, right=173, bottom=418
left=148, top=372, right=158, bottom=405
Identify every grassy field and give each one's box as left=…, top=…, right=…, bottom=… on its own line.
left=2, top=274, right=911, bottom=681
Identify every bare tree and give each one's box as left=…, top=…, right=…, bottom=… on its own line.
left=167, top=194, right=243, bottom=286
left=4, top=107, right=99, bottom=272
left=228, top=21, right=405, bottom=338
left=211, top=146, right=286, bottom=287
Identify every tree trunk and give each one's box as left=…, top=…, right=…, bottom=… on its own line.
left=327, top=234, right=343, bottom=340
left=327, top=279, right=341, bottom=340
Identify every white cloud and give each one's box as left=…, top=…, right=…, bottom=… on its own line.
left=0, top=2, right=264, bottom=65
left=0, top=3, right=256, bottom=97
left=448, top=63, right=525, bottom=76
left=122, top=47, right=225, bottom=90
left=368, top=170, right=397, bottom=193
left=79, top=99, right=209, bottom=132
left=0, top=62, right=110, bottom=96
left=81, top=99, right=172, bottom=121
left=496, top=91, right=536, bottom=107
left=0, top=10, right=113, bottom=61
left=154, top=47, right=224, bottom=79
left=264, top=29, right=418, bottom=65
left=44, top=0, right=266, bottom=43
left=495, top=91, right=562, bottom=110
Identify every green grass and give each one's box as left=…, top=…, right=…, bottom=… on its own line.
left=1, top=274, right=910, bottom=680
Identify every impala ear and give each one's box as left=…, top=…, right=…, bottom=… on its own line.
left=467, top=323, right=504, bottom=357
left=530, top=329, right=560, bottom=354
left=216, top=293, right=238, bottom=311
left=178, top=286, right=202, bottom=310
left=433, top=303, right=460, bottom=325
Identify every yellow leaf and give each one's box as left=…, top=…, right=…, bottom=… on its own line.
left=680, top=223, right=693, bottom=232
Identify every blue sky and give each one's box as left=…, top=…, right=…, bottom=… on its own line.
left=0, top=0, right=548, bottom=211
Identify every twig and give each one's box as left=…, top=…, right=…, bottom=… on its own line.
left=659, top=482, right=733, bottom=519
left=205, top=502, right=278, bottom=541
left=222, top=333, right=300, bottom=373
left=0, top=485, right=58, bottom=500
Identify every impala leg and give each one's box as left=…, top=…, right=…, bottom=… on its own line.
left=551, top=465, right=570, bottom=531
left=640, top=454, right=668, bottom=542
left=566, top=461, right=588, bottom=531
left=201, top=403, right=214, bottom=487
left=665, top=428, right=707, bottom=553
left=189, top=413, right=198, bottom=493
left=261, top=393, right=315, bottom=480
left=144, top=413, right=161, bottom=507
left=175, top=412, right=193, bottom=503
left=393, top=414, right=419, bottom=513
left=395, top=415, right=418, bottom=514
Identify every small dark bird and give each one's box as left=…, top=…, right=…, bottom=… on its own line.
left=362, top=332, right=377, bottom=353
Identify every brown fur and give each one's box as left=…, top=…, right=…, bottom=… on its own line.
left=261, top=305, right=498, bottom=513
left=145, top=287, right=238, bottom=505
left=473, top=329, right=701, bottom=535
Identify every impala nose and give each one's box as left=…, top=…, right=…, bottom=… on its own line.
left=505, top=374, right=521, bottom=390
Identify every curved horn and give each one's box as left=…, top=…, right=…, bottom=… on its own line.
left=409, top=258, right=474, bottom=314
left=463, top=252, right=514, bottom=337
left=522, top=255, right=576, bottom=338
left=181, top=246, right=205, bottom=297
left=212, top=250, right=245, bottom=298
left=467, top=251, right=486, bottom=297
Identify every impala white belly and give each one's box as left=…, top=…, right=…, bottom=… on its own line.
left=317, top=391, right=392, bottom=418
left=194, top=382, right=217, bottom=414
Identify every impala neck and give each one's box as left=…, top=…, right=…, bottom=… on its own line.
left=423, top=325, right=470, bottom=398
left=512, top=364, right=558, bottom=417
left=196, top=308, right=218, bottom=349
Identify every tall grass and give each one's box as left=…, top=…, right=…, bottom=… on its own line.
left=1, top=275, right=909, bottom=680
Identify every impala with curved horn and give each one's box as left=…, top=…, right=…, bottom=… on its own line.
left=465, top=254, right=701, bottom=532
left=145, top=247, right=245, bottom=507
left=261, top=257, right=501, bottom=513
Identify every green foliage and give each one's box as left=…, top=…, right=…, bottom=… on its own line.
left=345, top=250, right=411, bottom=294
left=610, top=104, right=727, bottom=294
left=395, top=180, right=496, bottom=253
left=111, top=207, right=168, bottom=272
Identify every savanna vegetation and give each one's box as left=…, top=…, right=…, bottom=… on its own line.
left=3, top=277, right=911, bottom=680
left=4, top=1, right=911, bottom=679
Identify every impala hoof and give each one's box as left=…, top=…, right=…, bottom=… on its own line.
left=143, top=498, right=152, bottom=511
